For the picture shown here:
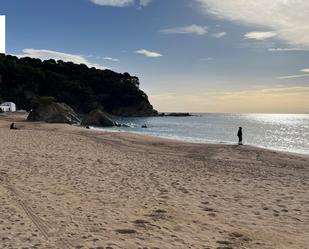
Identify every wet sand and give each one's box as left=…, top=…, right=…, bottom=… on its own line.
left=0, top=113, right=308, bottom=249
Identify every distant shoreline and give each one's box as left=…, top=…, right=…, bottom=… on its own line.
left=2, top=112, right=308, bottom=158
left=2, top=111, right=308, bottom=155
left=90, top=126, right=308, bottom=156
left=91, top=126, right=309, bottom=157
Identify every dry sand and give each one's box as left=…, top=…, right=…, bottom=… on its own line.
left=0, top=113, right=308, bottom=249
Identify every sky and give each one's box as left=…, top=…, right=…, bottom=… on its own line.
left=0, top=0, right=309, bottom=113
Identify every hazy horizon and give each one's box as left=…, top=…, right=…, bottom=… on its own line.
left=1, top=0, right=309, bottom=113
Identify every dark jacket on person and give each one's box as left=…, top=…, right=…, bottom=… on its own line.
left=237, top=129, right=242, bottom=138
left=10, top=123, right=18, bottom=130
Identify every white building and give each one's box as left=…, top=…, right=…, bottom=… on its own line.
left=0, top=102, right=16, bottom=112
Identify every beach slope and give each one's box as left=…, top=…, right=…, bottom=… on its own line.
left=0, top=113, right=308, bottom=249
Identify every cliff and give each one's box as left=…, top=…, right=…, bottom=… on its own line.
left=0, top=54, right=157, bottom=116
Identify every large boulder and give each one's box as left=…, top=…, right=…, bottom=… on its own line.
left=110, top=101, right=158, bottom=117
left=27, top=102, right=81, bottom=124
left=81, top=110, right=115, bottom=127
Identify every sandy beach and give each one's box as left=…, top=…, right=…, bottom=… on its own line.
left=0, top=113, right=308, bottom=249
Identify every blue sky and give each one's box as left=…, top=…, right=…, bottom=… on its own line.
left=1, top=0, right=309, bottom=113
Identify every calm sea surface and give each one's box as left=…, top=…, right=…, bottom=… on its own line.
left=94, top=113, right=309, bottom=155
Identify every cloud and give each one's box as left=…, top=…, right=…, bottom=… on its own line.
left=91, top=0, right=133, bottom=7
left=195, top=0, right=309, bottom=48
left=103, top=57, right=119, bottom=62
left=216, top=86, right=309, bottom=113
left=150, top=86, right=309, bottom=113
left=278, top=68, right=309, bottom=79
left=139, top=0, right=151, bottom=6
left=90, top=0, right=151, bottom=7
left=86, top=55, right=119, bottom=61
left=14, top=48, right=107, bottom=69
left=161, top=25, right=208, bottom=35
left=244, top=31, right=277, bottom=40
left=211, top=32, right=226, bottom=38
left=268, top=47, right=309, bottom=52
left=300, top=68, right=309, bottom=73
left=279, top=74, right=309, bottom=79
left=135, top=49, right=162, bottom=57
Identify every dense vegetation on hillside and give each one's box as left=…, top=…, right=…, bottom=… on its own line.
left=0, top=54, right=157, bottom=116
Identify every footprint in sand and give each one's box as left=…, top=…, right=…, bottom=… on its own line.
left=222, top=231, right=252, bottom=247
left=200, top=202, right=218, bottom=217
left=133, top=219, right=151, bottom=228
left=146, top=209, right=170, bottom=221
left=115, top=229, right=137, bottom=234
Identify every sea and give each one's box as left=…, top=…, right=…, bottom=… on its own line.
left=94, top=113, right=309, bottom=155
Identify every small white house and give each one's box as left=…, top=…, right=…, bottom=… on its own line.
left=0, top=102, right=16, bottom=112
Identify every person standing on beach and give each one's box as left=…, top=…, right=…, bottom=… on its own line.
left=237, top=127, right=243, bottom=145
left=10, top=123, right=18, bottom=130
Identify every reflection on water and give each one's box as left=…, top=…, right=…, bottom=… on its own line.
left=94, top=113, right=309, bottom=155
left=243, top=113, right=307, bottom=125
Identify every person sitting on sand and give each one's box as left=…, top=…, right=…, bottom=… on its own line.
left=237, top=127, right=243, bottom=145
left=10, top=123, right=18, bottom=130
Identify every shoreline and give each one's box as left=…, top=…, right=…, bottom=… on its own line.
left=0, top=113, right=308, bottom=249
left=92, top=126, right=309, bottom=157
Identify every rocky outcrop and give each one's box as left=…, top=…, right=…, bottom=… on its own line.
left=81, top=110, right=115, bottom=127
left=27, top=102, right=81, bottom=124
left=158, top=113, right=192, bottom=117
left=110, top=101, right=158, bottom=117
